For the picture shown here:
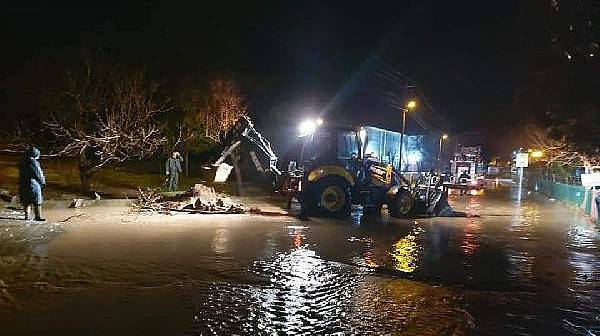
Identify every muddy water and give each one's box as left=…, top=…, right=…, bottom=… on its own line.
left=0, top=191, right=599, bottom=335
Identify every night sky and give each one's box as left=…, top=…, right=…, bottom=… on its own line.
left=1, top=1, right=528, bottom=154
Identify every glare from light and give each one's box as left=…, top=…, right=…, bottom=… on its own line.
left=441, top=134, right=448, bottom=140
left=406, top=100, right=417, bottom=110
left=531, top=150, right=544, bottom=158
left=407, top=151, right=422, bottom=164
left=470, top=180, right=478, bottom=186
left=359, top=128, right=367, bottom=145
left=298, top=119, right=317, bottom=137
left=316, top=118, right=324, bottom=126
left=470, top=189, right=484, bottom=196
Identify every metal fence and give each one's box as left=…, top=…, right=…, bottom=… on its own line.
left=537, top=180, right=593, bottom=214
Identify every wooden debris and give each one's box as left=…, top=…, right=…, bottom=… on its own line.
left=69, top=198, right=84, bottom=208
left=0, top=190, right=12, bottom=202
left=132, top=184, right=244, bottom=215
left=248, top=207, right=292, bottom=217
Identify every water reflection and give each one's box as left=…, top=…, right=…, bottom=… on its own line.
left=391, top=234, right=419, bottom=272
left=285, top=225, right=308, bottom=248
left=461, top=218, right=481, bottom=256
left=509, top=203, right=538, bottom=240
left=350, top=223, right=424, bottom=274
left=563, top=215, right=600, bottom=334
left=247, top=247, right=356, bottom=334
left=348, top=236, right=378, bottom=268
left=212, top=228, right=231, bottom=255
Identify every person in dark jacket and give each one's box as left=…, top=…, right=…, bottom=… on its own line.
left=165, top=151, right=183, bottom=191
left=19, top=147, right=46, bottom=221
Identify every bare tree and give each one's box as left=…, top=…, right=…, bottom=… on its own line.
left=528, top=127, right=596, bottom=170
left=202, top=77, right=247, bottom=142
left=44, top=60, right=170, bottom=193
left=177, top=77, right=246, bottom=144
left=172, top=77, right=246, bottom=176
left=0, top=128, right=29, bottom=154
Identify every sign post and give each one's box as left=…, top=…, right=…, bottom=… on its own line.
left=515, top=153, right=529, bottom=168
left=515, top=153, right=529, bottom=202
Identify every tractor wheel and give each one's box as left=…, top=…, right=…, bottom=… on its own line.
left=389, top=189, right=413, bottom=217
left=310, top=177, right=352, bottom=217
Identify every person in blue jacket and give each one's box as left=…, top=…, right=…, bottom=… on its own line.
left=19, top=147, right=46, bottom=221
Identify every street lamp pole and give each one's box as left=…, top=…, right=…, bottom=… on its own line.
left=399, top=100, right=416, bottom=171
left=437, top=133, right=448, bottom=175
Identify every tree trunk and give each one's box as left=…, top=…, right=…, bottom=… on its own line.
left=78, top=147, right=94, bottom=196
left=185, top=146, right=190, bottom=177
left=232, top=148, right=244, bottom=197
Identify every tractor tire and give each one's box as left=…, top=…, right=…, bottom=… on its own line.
left=389, top=189, right=413, bottom=218
left=308, top=177, right=352, bottom=217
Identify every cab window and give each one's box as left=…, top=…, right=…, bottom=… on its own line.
left=303, top=130, right=332, bottom=161
left=337, top=131, right=359, bottom=159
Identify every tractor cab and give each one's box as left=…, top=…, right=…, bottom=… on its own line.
left=299, top=126, right=363, bottom=185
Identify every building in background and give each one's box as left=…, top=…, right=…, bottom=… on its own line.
left=450, top=143, right=486, bottom=179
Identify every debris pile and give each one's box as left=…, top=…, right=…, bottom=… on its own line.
left=133, top=184, right=244, bottom=215
left=0, top=189, right=18, bottom=204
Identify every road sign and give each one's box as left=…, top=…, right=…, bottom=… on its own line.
left=581, top=173, right=600, bottom=188
left=515, top=153, right=529, bottom=168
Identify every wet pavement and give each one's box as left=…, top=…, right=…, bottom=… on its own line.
left=0, top=189, right=599, bottom=335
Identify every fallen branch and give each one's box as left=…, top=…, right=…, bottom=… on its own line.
left=59, top=213, right=86, bottom=223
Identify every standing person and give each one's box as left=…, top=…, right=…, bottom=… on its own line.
left=19, top=147, right=46, bottom=221
left=458, top=171, right=470, bottom=195
left=165, top=151, right=183, bottom=191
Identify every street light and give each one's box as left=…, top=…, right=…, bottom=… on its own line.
left=399, top=100, right=416, bottom=171
left=531, top=150, right=544, bottom=159
left=437, top=133, right=448, bottom=175
left=298, top=119, right=318, bottom=137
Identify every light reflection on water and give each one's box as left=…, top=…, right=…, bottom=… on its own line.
left=563, top=216, right=600, bottom=335
left=211, top=228, right=231, bottom=255
left=246, top=247, right=355, bottom=335
left=192, top=238, right=470, bottom=335
left=391, top=234, right=419, bottom=273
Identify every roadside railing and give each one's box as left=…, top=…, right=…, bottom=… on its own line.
left=536, top=180, right=598, bottom=219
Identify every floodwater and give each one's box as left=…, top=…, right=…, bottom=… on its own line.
left=0, top=190, right=599, bottom=335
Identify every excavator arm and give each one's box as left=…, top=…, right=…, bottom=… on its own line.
left=213, top=115, right=281, bottom=175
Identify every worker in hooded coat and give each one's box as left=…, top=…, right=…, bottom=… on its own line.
left=165, top=151, right=183, bottom=191
left=19, top=147, right=46, bottom=221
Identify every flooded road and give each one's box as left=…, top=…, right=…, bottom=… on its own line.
left=1, top=190, right=599, bottom=335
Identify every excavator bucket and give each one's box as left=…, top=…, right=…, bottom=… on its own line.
left=214, top=163, right=234, bottom=182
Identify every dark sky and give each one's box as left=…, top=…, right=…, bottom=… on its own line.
left=1, top=0, right=524, bottom=153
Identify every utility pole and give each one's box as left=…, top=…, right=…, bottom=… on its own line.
left=437, top=133, right=448, bottom=176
